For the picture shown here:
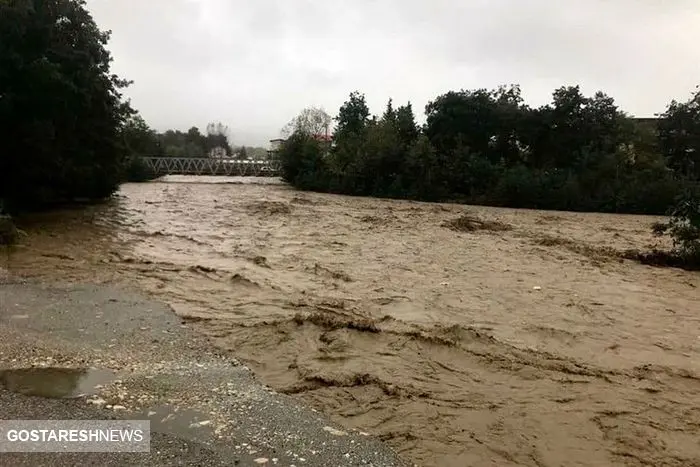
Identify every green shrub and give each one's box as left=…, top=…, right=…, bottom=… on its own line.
left=123, top=157, right=157, bottom=182
left=664, top=191, right=700, bottom=255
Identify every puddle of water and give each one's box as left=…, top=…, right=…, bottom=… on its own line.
left=136, top=404, right=215, bottom=442
left=0, top=367, right=114, bottom=399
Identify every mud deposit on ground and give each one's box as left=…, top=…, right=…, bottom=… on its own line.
left=6, top=176, right=700, bottom=467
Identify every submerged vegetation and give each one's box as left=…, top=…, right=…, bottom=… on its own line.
left=648, top=189, right=700, bottom=269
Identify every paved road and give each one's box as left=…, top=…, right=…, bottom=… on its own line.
left=0, top=278, right=407, bottom=466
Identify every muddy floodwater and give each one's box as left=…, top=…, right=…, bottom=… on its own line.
left=6, top=176, right=700, bottom=466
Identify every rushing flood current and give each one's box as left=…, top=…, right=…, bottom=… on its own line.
left=6, top=176, right=700, bottom=466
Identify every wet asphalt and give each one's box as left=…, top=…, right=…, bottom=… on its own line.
left=0, top=278, right=408, bottom=467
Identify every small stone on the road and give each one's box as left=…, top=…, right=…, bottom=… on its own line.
left=189, top=420, right=212, bottom=428
left=323, top=426, right=347, bottom=436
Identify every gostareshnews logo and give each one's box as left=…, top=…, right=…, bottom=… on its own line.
left=0, top=420, right=151, bottom=452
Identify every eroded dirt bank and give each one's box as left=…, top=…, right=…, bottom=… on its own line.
left=6, top=176, right=700, bottom=466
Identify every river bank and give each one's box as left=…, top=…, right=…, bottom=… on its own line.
left=0, top=277, right=406, bottom=466
left=5, top=176, right=700, bottom=466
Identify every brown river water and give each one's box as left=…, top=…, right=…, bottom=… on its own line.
left=5, top=176, right=700, bottom=466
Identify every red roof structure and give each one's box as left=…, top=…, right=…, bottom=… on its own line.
left=312, top=133, right=333, bottom=142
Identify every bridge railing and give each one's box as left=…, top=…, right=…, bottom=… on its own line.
left=141, top=157, right=281, bottom=177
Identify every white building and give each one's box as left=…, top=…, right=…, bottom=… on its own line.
left=269, top=138, right=286, bottom=151
left=208, top=146, right=228, bottom=159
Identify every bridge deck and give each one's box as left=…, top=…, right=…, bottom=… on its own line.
left=142, top=157, right=281, bottom=177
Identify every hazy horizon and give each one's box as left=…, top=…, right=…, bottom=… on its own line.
left=86, top=0, right=700, bottom=147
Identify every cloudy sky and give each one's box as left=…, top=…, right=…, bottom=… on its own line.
left=86, top=0, right=700, bottom=147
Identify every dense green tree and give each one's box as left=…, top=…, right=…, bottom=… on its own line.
left=651, top=187, right=700, bottom=268
left=425, top=89, right=498, bottom=157
left=238, top=146, right=248, bottom=159
left=120, top=114, right=161, bottom=181
left=402, top=135, right=446, bottom=201
left=532, top=86, right=630, bottom=169
left=121, top=114, right=162, bottom=157
left=279, top=132, right=326, bottom=190
left=382, top=99, right=396, bottom=125
left=0, top=0, right=133, bottom=211
left=334, top=91, right=370, bottom=141
left=205, top=121, right=232, bottom=156
left=327, top=92, right=371, bottom=182
left=361, top=115, right=402, bottom=195
left=425, top=85, right=529, bottom=171
left=658, top=86, right=700, bottom=180
left=395, top=102, right=419, bottom=148
left=281, top=107, right=332, bottom=138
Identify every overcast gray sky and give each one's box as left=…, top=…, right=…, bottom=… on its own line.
left=86, top=0, right=700, bottom=147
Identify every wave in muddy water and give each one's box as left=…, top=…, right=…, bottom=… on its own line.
left=245, top=200, right=293, bottom=216
left=200, top=306, right=700, bottom=466
left=156, top=175, right=286, bottom=185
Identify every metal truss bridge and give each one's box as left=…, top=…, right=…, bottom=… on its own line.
left=142, top=157, right=281, bottom=177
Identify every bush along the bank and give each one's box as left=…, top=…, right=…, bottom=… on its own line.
left=647, top=189, right=700, bottom=270
left=280, top=85, right=700, bottom=216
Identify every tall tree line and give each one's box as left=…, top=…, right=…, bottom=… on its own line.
left=124, top=120, right=268, bottom=160
left=1, top=0, right=133, bottom=211
left=281, top=85, right=700, bottom=216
